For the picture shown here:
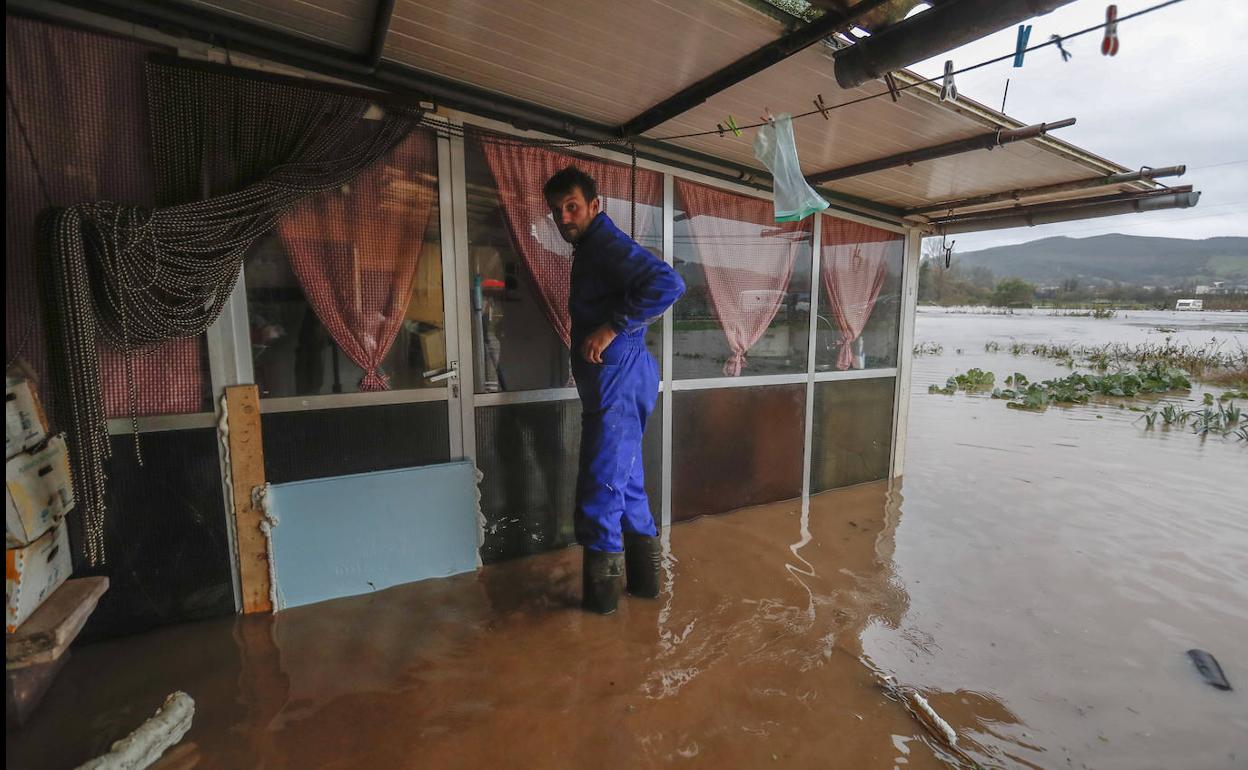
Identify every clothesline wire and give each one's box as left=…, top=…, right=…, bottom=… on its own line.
left=645, top=0, right=1184, bottom=142
left=415, top=0, right=1183, bottom=150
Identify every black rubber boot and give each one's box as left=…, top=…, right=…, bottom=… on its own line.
left=624, top=533, right=661, bottom=599
left=582, top=549, right=624, bottom=615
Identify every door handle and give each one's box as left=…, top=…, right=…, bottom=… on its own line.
left=425, top=361, right=459, bottom=383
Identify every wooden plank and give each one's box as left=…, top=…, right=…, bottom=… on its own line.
left=225, top=385, right=271, bottom=614
left=6, top=577, right=108, bottom=669
left=7, top=649, right=70, bottom=728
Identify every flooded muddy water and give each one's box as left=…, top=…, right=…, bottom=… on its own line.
left=11, top=485, right=969, bottom=770
left=6, top=309, right=1245, bottom=770
left=895, top=307, right=1247, bottom=769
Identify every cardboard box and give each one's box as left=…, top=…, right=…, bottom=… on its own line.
left=420, top=328, right=447, bottom=373
left=6, top=435, right=75, bottom=548
left=6, top=524, right=72, bottom=633
left=5, top=375, right=48, bottom=460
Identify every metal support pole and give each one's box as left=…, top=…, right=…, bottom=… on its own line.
left=802, top=213, right=823, bottom=511
left=661, top=173, right=675, bottom=529
left=618, top=0, right=894, bottom=137
left=833, top=0, right=1077, bottom=89
left=906, top=164, right=1187, bottom=216
left=807, top=118, right=1076, bottom=185
left=931, top=187, right=1199, bottom=234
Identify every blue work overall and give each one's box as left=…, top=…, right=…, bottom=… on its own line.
left=569, top=213, right=685, bottom=554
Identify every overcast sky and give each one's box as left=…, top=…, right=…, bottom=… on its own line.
left=908, top=0, right=1248, bottom=251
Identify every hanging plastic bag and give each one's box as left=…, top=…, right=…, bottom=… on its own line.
left=753, top=113, right=828, bottom=223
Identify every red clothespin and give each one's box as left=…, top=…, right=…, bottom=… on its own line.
left=761, top=106, right=776, bottom=123
left=1102, top=5, right=1120, bottom=56
left=813, top=93, right=831, bottom=119
left=883, top=72, right=902, bottom=102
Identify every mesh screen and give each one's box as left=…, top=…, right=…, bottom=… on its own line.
left=810, top=377, right=896, bottom=493
left=5, top=16, right=207, bottom=417
left=75, top=427, right=234, bottom=641
left=672, top=384, right=805, bottom=521
left=476, top=398, right=663, bottom=563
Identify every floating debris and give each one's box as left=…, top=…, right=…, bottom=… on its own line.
left=1187, top=649, right=1233, bottom=691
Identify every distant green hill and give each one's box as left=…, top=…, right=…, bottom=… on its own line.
left=954, top=235, right=1248, bottom=287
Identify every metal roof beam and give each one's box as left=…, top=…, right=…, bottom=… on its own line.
left=930, top=187, right=1200, bottom=234
left=906, top=164, right=1187, bottom=216
left=833, top=0, right=1077, bottom=89
left=806, top=117, right=1075, bottom=185
left=617, top=0, right=893, bottom=138
left=366, top=0, right=397, bottom=69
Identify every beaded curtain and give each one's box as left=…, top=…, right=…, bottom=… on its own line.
left=39, top=55, right=422, bottom=565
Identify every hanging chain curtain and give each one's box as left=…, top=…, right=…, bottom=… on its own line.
left=41, top=58, right=422, bottom=565
left=821, top=217, right=898, bottom=370
left=277, top=130, right=438, bottom=390
left=6, top=18, right=203, bottom=418
left=675, top=179, right=810, bottom=376
left=475, top=132, right=662, bottom=348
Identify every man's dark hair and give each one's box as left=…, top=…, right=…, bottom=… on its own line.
left=543, top=165, right=598, bottom=206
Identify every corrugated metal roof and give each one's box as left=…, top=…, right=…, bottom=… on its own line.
left=177, top=0, right=1152, bottom=218
left=182, top=0, right=375, bottom=51
left=384, top=0, right=783, bottom=127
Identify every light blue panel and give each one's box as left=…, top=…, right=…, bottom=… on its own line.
left=266, top=460, right=479, bottom=610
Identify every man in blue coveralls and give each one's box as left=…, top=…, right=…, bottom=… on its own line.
left=544, top=166, right=685, bottom=615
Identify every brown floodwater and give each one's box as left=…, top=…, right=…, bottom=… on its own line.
left=7, top=308, right=1246, bottom=769
left=895, top=308, right=1247, bottom=769
left=9, top=483, right=981, bottom=770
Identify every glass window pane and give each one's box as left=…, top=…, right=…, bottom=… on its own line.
left=476, top=399, right=662, bottom=563
left=464, top=132, right=664, bottom=393
left=815, top=216, right=903, bottom=371
left=244, top=129, right=445, bottom=398
left=261, top=402, right=450, bottom=484
left=810, top=377, right=896, bottom=493
left=673, top=180, right=812, bottom=379
left=672, top=384, right=805, bottom=521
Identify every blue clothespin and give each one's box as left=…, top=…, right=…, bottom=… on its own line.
left=940, top=60, right=957, bottom=102
left=1013, top=24, right=1032, bottom=67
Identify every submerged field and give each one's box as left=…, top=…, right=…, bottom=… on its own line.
left=895, top=307, right=1247, bottom=768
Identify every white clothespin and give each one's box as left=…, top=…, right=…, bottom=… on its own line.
left=940, top=60, right=958, bottom=102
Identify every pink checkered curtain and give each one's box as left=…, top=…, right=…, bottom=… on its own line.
left=821, top=217, right=898, bottom=370
left=5, top=17, right=204, bottom=417
left=676, top=179, right=811, bottom=376
left=476, top=134, right=663, bottom=348
left=277, top=130, right=437, bottom=391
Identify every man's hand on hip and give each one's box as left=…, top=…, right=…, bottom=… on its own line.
left=580, top=324, right=618, bottom=364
